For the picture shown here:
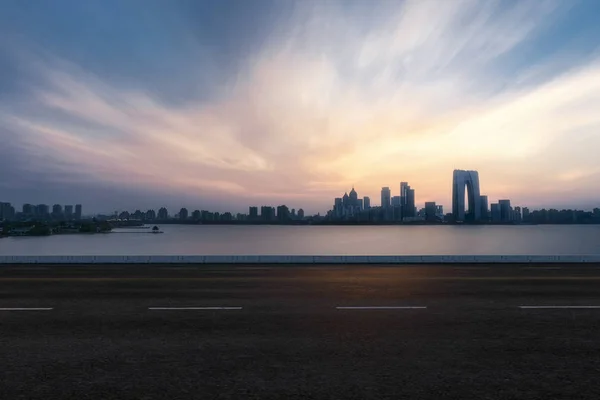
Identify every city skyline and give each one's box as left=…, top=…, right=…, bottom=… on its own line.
left=2, top=1, right=600, bottom=213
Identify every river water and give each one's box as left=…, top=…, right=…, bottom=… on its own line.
left=1, top=225, right=599, bottom=255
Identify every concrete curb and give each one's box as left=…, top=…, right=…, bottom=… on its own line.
left=1, top=255, right=600, bottom=264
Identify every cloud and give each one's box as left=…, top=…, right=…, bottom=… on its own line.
left=1, top=0, right=600, bottom=213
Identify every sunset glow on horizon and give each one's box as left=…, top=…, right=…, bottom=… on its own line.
left=1, top=0, right=600, bottom=213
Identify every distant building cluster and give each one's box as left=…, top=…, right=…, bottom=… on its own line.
left=0, top=202, right=82, bottom=221
left=451, top=169, right=522, bottom=223
left=3, top=168, right=600, bottom=226
left=108, top=205, right=306, bottom=223
left=327, top=181, right=429, bottom=222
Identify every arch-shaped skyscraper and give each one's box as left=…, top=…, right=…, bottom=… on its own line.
left=452, top=170, right=481, bottom=222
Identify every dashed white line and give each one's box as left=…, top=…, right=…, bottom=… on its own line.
left=0, top=308, right=53, bottom=311
left=336, top=306, right=427, bottom=310
left=519, top=306, right=600, bottom=309
left=148, top=307, right=242, bottom=310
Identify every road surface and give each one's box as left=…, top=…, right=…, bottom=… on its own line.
left=2, top=264, right=600, bottom=399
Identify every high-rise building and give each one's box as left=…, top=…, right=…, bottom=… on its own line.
left=276, top=205, right=290, bottom=221
left=357, top=199, right=363, bottom=210
left=0, top=202, right=15, bottom=221
left=64, top=205, right=74, bottom=219
left=391, top=196, right=402, bottom=207
left=260, top=206, right=275, bottom=221
left=381, top=187, right=391, bottom=209
left=74, top=204, right=82, bottom=220
left=192, top=210, right=201, bottom=220
left=436, top=205, right=444, bottom=218
left=297, top=209, right=305, bottom=219
left=179, top=208, right=189, bottom=220
left=513, top=206, right=522, bottom=223
left=333, top=198, right=343, bottom=217
left=363, top=197, right=371, bottom=210
left=480, top=195, right=489, bottom=221
left=22, top=204, right=34, bottom=216
left=425, top=202, right=437, bottom=220
left=491, top=203, right=501, bottom=222
left=522, top=207, right=530, bottom=221
left=249, top=206, right=258, bottom=219
left=36, top=204, right=50, bottom=218
left=52, top=204, right=64, bottom=219
left=146, top=209, right=156, bottom=220
left=400, top=182, right=408, bottom=200
left=349, top=187, right=358, bottom=207
left=406, top=189, right=415, bottom=218
left=157, top=207, right=168, bottom=220
left=499, top=200, right=511, bottom=222
left=452, top=170, right=482, bottom=222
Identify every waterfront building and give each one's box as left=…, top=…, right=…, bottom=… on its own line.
left=499, top=200, right=512, bottom=222
left=363, top=197, right=371, bottom=210
left=64, top=205, right=74, bottom=219
left=452, top=169, right=482, bottom=222
left=480, top=195, right=489, bottom=221
left=260, top=206, right=275, bottom=221
left=249, top=206, right=258, bottom=219
left=75, top=204, right=82, bottom=220
left=157, top=207, right=168, bottom=220
left=381, top=187, right=391, bottom=209
left=297, top=209, right=305, bottom=219
left=425, top=202, right=437, bottom=220
left=491, top=203, right=501, bottom=222
left=406, top=188, right=415, bottom=218
left=179, top=208, right=189, bottom=220
left=277, top=205, right=290, bottom=221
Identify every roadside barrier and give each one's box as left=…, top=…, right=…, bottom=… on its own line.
left=1, top=255, right=600, bottom=264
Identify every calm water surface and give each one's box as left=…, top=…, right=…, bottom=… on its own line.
left=1, top=225, right=599, bottom=255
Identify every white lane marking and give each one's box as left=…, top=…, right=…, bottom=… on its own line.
left=336, top=306, right=427, bottom=310
left=0, top=308, right=53, bottom=311
left=148, top=307, right=242, bottom=310
left=519, top=306, right=600, bottom=309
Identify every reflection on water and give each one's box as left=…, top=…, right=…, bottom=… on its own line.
left=0, top=225, right=599, bottom=255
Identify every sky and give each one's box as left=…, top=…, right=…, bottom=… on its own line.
left=1, top=0, right=600, bottom=215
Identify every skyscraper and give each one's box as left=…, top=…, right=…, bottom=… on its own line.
left=363, top=197, right=371, bottom=210
left=22, top=204, right=34, bottom=216
left=522, top=207, right=530, bottom=221
left=499, top=200, right=511, bottom=222
left=249, top=206, right=258, bottom=219
left=491, top=203, right=501, bottom=222
left=276, top=205, right=290, bottom=220
left=179, top=208, right=189, bottom=220
left=157, top=207, right=168, bottom=220
left=0, top=202, right=15, bottom=221
left=36, top=204, right=50, bottom=218
left=425, top=202, right=437, bottom=220
left=260, top=206, right=275, bottom=221
left=391, top=196, right=401, bottom=207
left=452, top=170, right=482, bottom=222
left=297, top=209, right=305, bottom=219
left=64, top=205, right=74, bottom=219
left=52, top=204, right=63, bottom=219
left=406, top=189, right=415, bottom=218
left=400, top=182, right=408, bottom=201
left=480, top=195, right=489, bottom=221
left=75, top=204, right=82, bottom=220
left=381, top=187, right=391, bottom=209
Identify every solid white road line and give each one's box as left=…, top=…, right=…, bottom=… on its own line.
left=336, top=306, right=427, bottom=310
left=0, top=308, right=53, bottom=311
left=519, top=306, right=600, bottom=309
left=148, top=307, right=242, bottom=310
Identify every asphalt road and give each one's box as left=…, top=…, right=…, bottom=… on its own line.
left=2, top=264, right=600, bottom=399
